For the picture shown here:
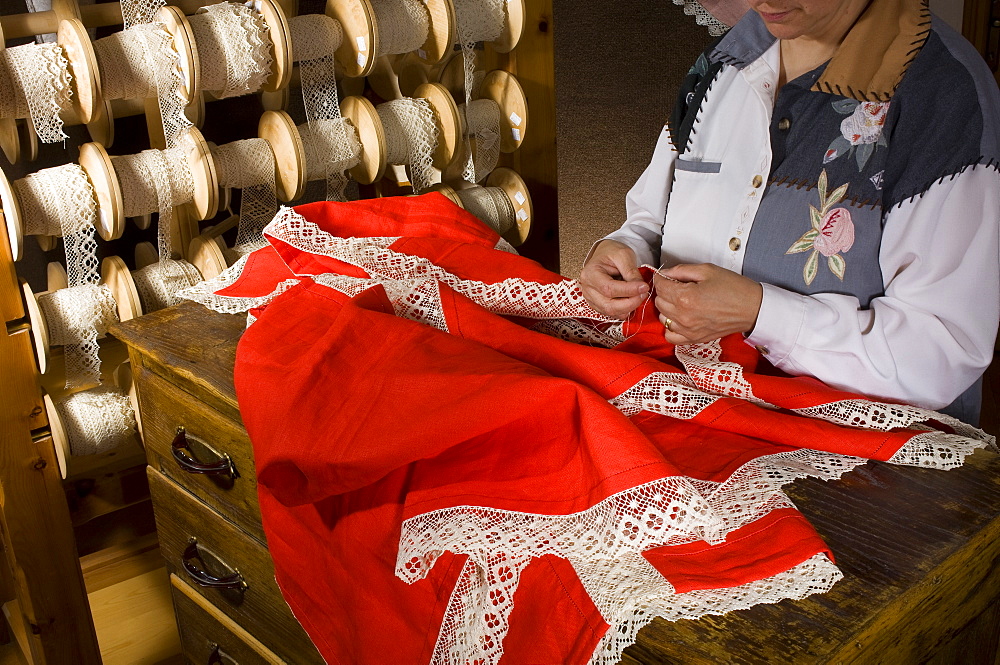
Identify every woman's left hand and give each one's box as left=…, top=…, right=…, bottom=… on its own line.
left=653, top=263, right=764, bottom=344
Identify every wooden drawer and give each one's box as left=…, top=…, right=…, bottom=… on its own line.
left=137, top=366, right=265, bottom=543
left=148, top=469, right=324, bottom=665
left=171, top=573, right=286, bottom=665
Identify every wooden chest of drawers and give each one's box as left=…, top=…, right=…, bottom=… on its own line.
left=113, top=301, right=323, bottom=665
left=114, top=300, right=1000, bottom=665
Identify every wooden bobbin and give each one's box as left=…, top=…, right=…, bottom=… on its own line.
left=100, top=256, right=141, bottom=322
left=157, top=0, right=292, bottom=102
left=479, top=70, right=527, bottom=153
left=42, top=392, right=70, bottom=478
left=326, top=0, right=455, bottom=78
left=47, top=261, right=68, bottom=291
left=260, top=100, right=385, bottom=201
left=427, top=182, right=462, bottom=206
left=18, top=118, right=39, bottom=163
left=490, top=0, right=524, bottom=53
left=451, top=166, right=532, bottom=246
left=342, top=95, right=386, bottom=184
left=0, top=0, right=84, bottom=40
left=0, top=168, right=25, bottom=262
left=21, top=279, right=52, bottom=375
left=87, top=126, right=218, bottom=235
left=188, top=213, right=240, bottom=280
left=55, top=18, right=100, bottom=125
left=412, top=82, right=461, bottom=169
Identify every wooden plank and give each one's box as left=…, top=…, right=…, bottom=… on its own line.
left=88, top=567, right=180, bottom=665
left=0, top=319, right=101, bottom=664
left=80, top=533, right=163, bottom=595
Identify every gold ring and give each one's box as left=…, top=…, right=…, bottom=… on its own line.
left=663, top=317, right=672, bottom=330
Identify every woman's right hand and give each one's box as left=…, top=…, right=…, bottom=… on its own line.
left=579, top=240, right=649, bottom=319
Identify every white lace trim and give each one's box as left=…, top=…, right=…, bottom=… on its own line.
left=671, top=0, right=731, bottom=36
left=262, top=207, right=613, bottom=323
left=675, top=341, right=776, bottom=408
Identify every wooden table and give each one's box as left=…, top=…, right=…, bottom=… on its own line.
left=115, top=300, right=1000, bottom=665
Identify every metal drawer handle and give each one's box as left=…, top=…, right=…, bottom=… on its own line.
left=172, top=427, right=238, bottom=483
left=208, top=643, right=239, bottom=665
left=182, top=539, right=248, bottom=593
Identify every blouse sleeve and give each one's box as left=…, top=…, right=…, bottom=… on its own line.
left=600, top=126, right=678, bottom=268
left=745, top=165, right=1000, bottom=410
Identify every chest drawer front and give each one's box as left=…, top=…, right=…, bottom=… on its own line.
left=171, top=573, right=286, bottom=665
left=149, top=469, right=324, bottom=665
left=137, top=366, right=265, bottom=543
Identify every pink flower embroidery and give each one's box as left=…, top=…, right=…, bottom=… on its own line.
left=812, top=208, right=855, bottom=256
left=785, top=170, right=853, bottom=285
left=840, top=102, right=889, bottom=146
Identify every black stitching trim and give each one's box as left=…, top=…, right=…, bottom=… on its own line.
left=890, top=158, right=1000, bottom=210
left=673, top=62, right=726, bottom=156
left=767, top=175, right=882, bottom=211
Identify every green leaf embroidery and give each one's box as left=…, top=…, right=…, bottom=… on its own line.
left=817, top=170, right=828, bottom=206
left=809, top=205, right=822, bottom=230
left=832, top=99, right=860, bottom=114
left=828, top=254, right=846, bottom=280
left=826, top=183, right=849, bottom=208
left=855, top=142, right=875, bottom=171
left=803, top=249, right=819, bottom=285
left=786, top=228, right=819, bottom=254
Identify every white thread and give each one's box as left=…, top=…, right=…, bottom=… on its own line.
left=371, top=0, right=429, bottom=56
left=132, top=259, right=202, bottom=313
left=456, top=186, right=515, bottom=234
left=378, top=98, right=440, bottom=192
left=55, top=385, right=136, bottom=456
left=460, top=99, right=502, bottom=182
left=0, top=42, right=72, bottom=143
left=212, top=138, right=279, bottom=247
left=299, top=119, right=361, bottom=201
left=189, top=2, right=274, bottom=99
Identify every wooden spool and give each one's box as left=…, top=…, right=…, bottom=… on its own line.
left=451, top=166, right=532, bottom=246
left=259, top=100, right=384, bottom=201
left=47, top=262, right=69, bottom=292
left=325, top=0, right=455, bottom=78
left=411, top=82, right=461, bottom=169
left=444, top=69, right=527, bottom=179
left=42, top=393, right=71, bottom=479
left=86, top=126, right=219, bottom=237
left=157, top=0, right=292, bottom=103
left=54, top=18, right=100, bottom=125
left=189, top=214, right=239, bottom=281
left=21, top=280, right=52, bottom=375
left=100, top=255, right=142, bottom=322
left=489, top=0, right=524, bottom=53
left=367, top=54, right=403, bottom=102
left=113, top=361, right=143, bottom=439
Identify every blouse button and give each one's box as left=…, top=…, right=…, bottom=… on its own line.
left=729, top=237, right=741, bottom=251
left=755, top=344, right=770, bottom=356
left=777, top=118, right=791, bottom=131
left=752, top=174, right=763, bottom=188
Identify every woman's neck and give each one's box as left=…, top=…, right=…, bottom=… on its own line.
left=776, top=0, right=871, bottom=87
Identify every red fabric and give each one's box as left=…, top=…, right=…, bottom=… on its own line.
left=226, top=195, right=966, bottom=664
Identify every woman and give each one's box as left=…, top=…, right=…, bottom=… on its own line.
left=580, top=0, right=1000, bottom=423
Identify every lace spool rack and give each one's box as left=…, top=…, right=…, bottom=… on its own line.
left=439, top=166, right=531, bottom=245
left=444, top=68, right=526, bottom=181
left=326, top=0, right=455, bottom=78
left=0, top=150, right=124, bottom=263
left=259, top=101, right=384, bottom=201
left=377, top=82, right=460, bottom=190
left=83, top=127, right=218, bottom=249
left=157, top=0, right=292, bottom=108
left=101, top=241, right=205, bottom=322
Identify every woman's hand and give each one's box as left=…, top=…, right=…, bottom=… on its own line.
left=579, top=240, right=650, bottom=319
left=653, top=263, right=763, bottom=344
